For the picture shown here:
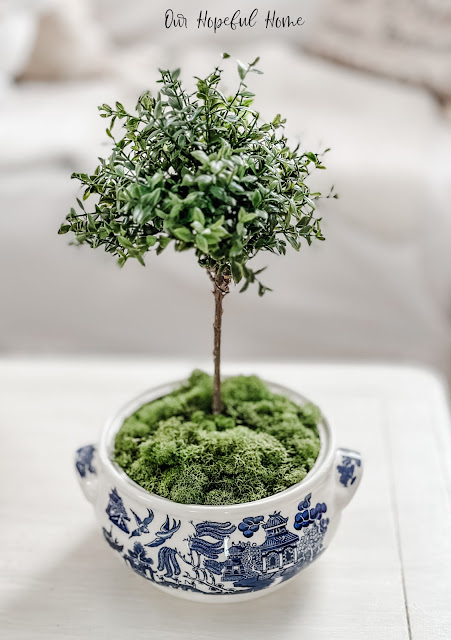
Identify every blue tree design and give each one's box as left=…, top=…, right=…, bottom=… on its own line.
left=294, top=494, right=327, bottom=530
left=124, top=542, right=155, bottom=580
left=188, top=521, right=236, bottom=567
left=238, top=516, right=264, bottom=538
left=157, top=547, right=181, bottom=578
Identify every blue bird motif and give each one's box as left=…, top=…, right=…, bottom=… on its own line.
left=129, top=508, right=154, bottom=538
left=146, top=515, right=181, bottom=547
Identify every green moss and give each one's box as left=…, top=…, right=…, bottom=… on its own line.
left=113, top=371, right=321, bottom=505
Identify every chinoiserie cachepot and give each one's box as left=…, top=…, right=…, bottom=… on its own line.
left=75, top=379, right=362, bottom=602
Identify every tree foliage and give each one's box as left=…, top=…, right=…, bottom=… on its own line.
left=59, top=54, right=334, bottom=293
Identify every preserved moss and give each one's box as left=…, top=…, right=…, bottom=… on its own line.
left=114, top=370, right=321, bottom=505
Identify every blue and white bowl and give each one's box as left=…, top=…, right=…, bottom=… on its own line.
left=75, top=378, right=362, bottom=602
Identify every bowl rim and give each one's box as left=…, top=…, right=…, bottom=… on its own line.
left=98, top=376, right=336, bottom=516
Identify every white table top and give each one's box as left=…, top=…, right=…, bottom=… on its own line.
left=1, top=359, right=451, bottom=639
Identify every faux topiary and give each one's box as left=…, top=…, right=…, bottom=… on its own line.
left=59, top=54, right=334, bottom=413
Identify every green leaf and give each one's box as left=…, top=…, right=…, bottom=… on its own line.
left=156, top=235, right=171, bottom=254
left=286, top=235, right=300, bottom=251
left=118, top=235, right=133, bottom=249
left=192, top=207, right=205, bottom=225
left=230, top=240, right=243, bottom=258
left=195, top=234, right=208, bottom=253
left=195, top=175, right=213, bottom=186
left=258, top=282, right=272, bottom=296
left=133, top=206, right=152, bottom=225
left=191, top=220, right=204, bottom=233
left=191, top=150, right=210, bottom=165
left=154, top=99, right=162, bottom=118
left=231, top=260, right=243, bottom=283
left=142, top=188, right=162, bottom=209
left=183, top=192, right=198, bottom=204
left=237, top=60, right=247, bottom=81
left=251, top=190, right=262, bottom=208
left=241, top=212, right=259, bottom=223
left=173, top=227, right=193, bottom=242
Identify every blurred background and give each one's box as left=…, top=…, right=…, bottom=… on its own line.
left=1, top=0, right=451, bottom=379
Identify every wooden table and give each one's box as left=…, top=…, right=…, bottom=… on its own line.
left=1, top=359, right=450, bottom=639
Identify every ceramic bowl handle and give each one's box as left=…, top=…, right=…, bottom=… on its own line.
left=74, top=444, right=99, bottom=504
left=334, top=448, right=363, bottom=509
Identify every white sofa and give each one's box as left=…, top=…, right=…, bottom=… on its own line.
left=1, top=8, right=450, bottom=379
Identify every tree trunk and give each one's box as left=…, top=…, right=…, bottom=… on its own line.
left=211, top=270, right=229, bottom=414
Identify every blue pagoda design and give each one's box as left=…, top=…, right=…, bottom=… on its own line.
left=259, top=512, right=299, bottom=572
left=222, top=511, right=300, bottom=583
left=222, top=543, right=247, bottom=581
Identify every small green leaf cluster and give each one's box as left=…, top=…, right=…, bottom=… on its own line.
left=59, top=55, right=333, bottom=292
left=114, top=370, right=321, bottom=505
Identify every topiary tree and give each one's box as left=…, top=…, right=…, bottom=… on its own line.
left=59, top=54, right=334, bottom=414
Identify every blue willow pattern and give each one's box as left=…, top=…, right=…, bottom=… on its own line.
left=103, top=488, right=330, bottom=595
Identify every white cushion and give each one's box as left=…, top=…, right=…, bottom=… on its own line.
left=19, top=0, right=111, bottom=82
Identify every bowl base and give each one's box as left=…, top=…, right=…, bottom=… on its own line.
left=145, top=572, right=294, bottom=603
